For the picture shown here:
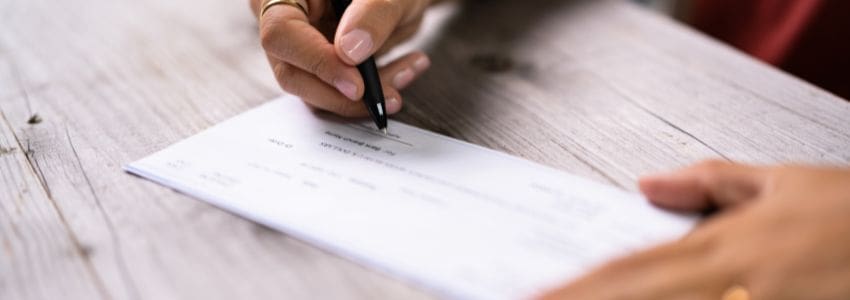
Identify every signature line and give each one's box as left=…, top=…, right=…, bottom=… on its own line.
left=343, top=124, right=414, bottom=147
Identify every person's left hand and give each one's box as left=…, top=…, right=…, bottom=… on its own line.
left=540, top=161, right=850, bottom=300
left=251, top=0, right=434, bottom=117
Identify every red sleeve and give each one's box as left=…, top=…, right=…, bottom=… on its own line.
left=690, top=0, right=823, bottom=65
left=690, top=0, right=850, bottom=99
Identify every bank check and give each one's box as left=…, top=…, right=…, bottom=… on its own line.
left=126, top=95, right=696, bottom=299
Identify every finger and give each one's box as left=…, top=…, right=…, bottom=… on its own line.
left=638, top=160, right=769, bottom=212
left=302, top=0, right=327, bottom=23
left=271, top=60, right=370, bottom=117
left=261, top=4, right=364, bottom=100
left=370, top=52, right=431, bottom=115
left=379, top=51, right=430, bottom=91
left=375, top=17, right=424, bottom=56
left=539, top=241, right=729, bottom=300
left=539, top=242, right=685, bottom=300
left=334, top=0, right=427, bottom=65
left=253, top=0, right=325, bottom=22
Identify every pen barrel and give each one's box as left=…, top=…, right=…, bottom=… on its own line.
left=329, top=0, right=351, bottom=18
left=357, top=57, right=387, bottom=129
left=331, top=0, right=386, bottom=130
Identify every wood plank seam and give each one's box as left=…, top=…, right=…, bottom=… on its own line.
left=25, top=140, right=55, bottom=199
left=64, top=126, right=142, bottom=300
left=552, top=141, right=624, bottom=188
left=597, top=75, right=733, bottom=161
left=0, top=111, right=111, bottom=300
left=633, top=107, right=731, bottom=161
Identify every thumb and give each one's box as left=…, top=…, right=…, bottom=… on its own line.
left=333, top=0, right=423, bottom=65
left=638, top=160, right=768, bottom=212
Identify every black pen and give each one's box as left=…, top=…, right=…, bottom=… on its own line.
left=330, top=0, right=388, bottom=134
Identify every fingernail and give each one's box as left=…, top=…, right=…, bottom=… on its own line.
left=334, top=79, right=358, bottom=101
left=340, top=29, right=373, bottom=63
left=393, top=68, right=416, bottom=89
left=386, top=97, right=401, bottom=114
left=413, top=56, right=431, bottom=72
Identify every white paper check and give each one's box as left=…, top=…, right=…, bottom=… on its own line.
left=126, top=95, right=696, bottom=299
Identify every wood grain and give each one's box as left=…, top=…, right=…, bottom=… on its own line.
left=1, top=0, right=432, bottom=299
left=0, top=111, right=106, bottom=300
left=1, top=0, right=848, bottom=299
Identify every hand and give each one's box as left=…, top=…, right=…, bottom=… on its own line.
left=541, top=160, right=850, bottom=300
left=251, top=0, right=434, bottom=117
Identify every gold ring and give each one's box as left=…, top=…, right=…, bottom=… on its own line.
left=721, top=285, right=750, bottom=300
left=260, top=0, right=309, bottom=20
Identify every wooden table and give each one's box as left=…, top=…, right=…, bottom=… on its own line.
left=3, top=0, right=849, bottom=299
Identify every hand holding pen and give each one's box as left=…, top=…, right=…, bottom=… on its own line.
left=252, top=0, right=433, bottom=120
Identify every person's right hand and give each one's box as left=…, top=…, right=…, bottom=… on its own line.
left=252, top=0, right=434, bottom=117
left=541, top=161, right=850, bottom=300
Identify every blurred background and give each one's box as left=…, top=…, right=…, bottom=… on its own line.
left=639, top=0, right=849, bottom=100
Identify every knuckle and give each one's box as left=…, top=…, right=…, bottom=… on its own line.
left=261, top=18, right=301, bottom=59
left=273, top=64, right=303, bottom=95
left=259, top=21, right=280, bottom=51
left=305, top=52, right=330, bottom=78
